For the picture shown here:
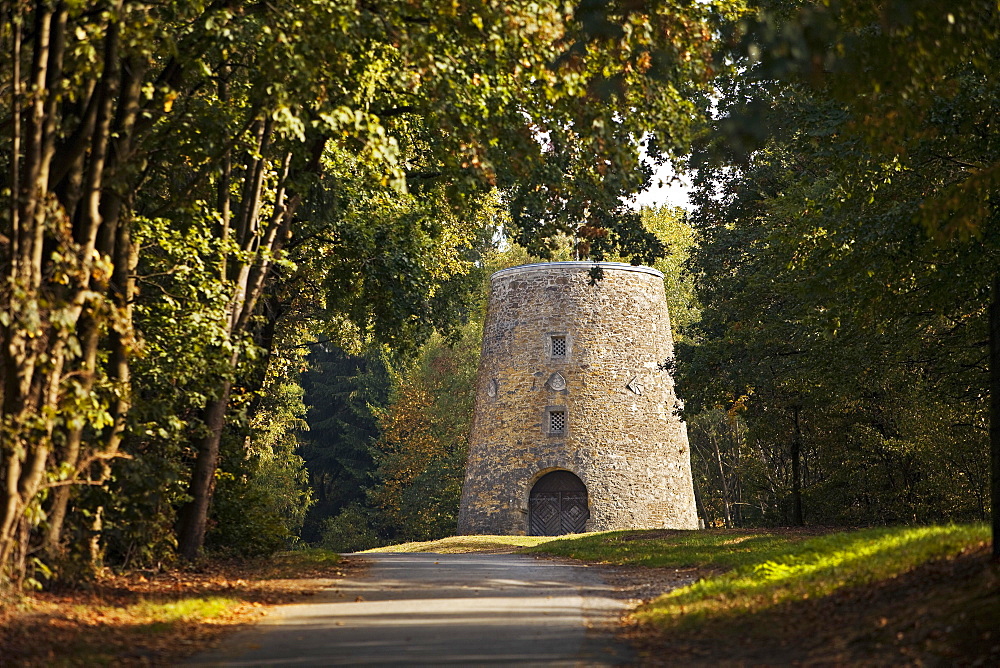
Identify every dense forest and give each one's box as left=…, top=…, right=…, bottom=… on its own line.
left=1, top=0, right=997, bottom=591
left=680, top=0, right=999, bottom=536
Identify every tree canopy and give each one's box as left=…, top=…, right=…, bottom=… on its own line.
left=680, top=0, right=997, bottom=543
left=0, top=0, right=734, bottom=587
left=3, top=0, right=995, bottom=590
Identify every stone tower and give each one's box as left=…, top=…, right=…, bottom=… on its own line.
left=457, top=261, right=699, bottom=535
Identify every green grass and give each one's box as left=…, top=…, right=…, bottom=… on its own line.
left=525, top=528, right=818, bottom=568
left=264, top=548, right=342, bottom=576
left=604, top=525, right=989, bottom=626
left=126, top=596, right=238, bottom=633
left=526, top=524, right=995, bottom=663
left=278, top=547, right=343, bottom=565
left=362, top=534, right=562, bottom=553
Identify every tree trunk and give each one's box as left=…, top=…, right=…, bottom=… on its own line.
left=990, top=275, right=1000, bottom=561
left=691, top=477, right=709, bottom=529
left=711, top=430, right=733, bottom=528
left=41, top=41, right=141, bottom=565
left=42, top=320, right=100, bottom=557
left=176, top=377, right=233, bottom=561
left=0, top=1, right=59, bottom=584
left=791, top=405, right=804, bottom=526
left=173, top=134, right=304, bottom=561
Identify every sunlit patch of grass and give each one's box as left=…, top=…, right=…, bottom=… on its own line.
left=362, top=534, right=565, bottom=553
left=526, top=528, right=811, bottom=569
left=633, top=524, right=989, bottom=629
left=124, top=596, right=238, bottom=632
left=368, top=529, right=822, bottom=559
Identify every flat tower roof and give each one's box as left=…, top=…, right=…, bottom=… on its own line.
left=491, top=261, right=664, bottom=281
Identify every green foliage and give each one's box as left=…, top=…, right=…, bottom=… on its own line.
left=207, top=351, right=314, bottom=557
left=369, top=324, right=482, bottom=542
left=638, top=206, right=701, bottom=341
left=678, top=2, right=997, bottom=528
left=299, top=346, right=391, bottom=543
left=101, top=213, right=236, bottom=568
left=318, top=505, right=384, bottom=554
left=296, top=150, right=505, bottom=353
left=208, top=453, right=311, bottom=558
left=301, top=238, right=538, bottom=549
left=686, top=409, right=755, bottom=528
left=0, top=0, right=784, bottom=586
left=99, top=453, right=185, bottom=570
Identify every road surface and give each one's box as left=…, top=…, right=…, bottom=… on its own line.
left=185, top=552, right=633, bottom=666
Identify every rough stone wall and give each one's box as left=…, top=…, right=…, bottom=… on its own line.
left=457, top=261, right=699, bottom=534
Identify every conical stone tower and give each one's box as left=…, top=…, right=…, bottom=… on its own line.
left=457, top=261, right=699, bottom=536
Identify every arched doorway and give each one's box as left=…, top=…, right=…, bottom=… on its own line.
left=528, top=470, right=589, bottom=536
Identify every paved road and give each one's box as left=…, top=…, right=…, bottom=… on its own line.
left=185, top=552, right=633, bottom=666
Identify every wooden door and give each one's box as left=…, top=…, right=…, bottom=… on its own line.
left=528, top=471, right=589, bottom=536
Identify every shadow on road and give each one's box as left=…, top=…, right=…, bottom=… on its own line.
left=185, top=553, right=633, bottom=666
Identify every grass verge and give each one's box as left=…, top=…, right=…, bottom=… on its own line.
left=617, top=525, right=989, bottom=625
left=524, top=526, right=837, bottom=568
left=361, top=534, right=562, bottom=553
left=528, top=524, right=996, bottom=665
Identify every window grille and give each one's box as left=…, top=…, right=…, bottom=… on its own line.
left=551, top=335, right=567, bottom=357
left=549, top=410, right=566, bottom=433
